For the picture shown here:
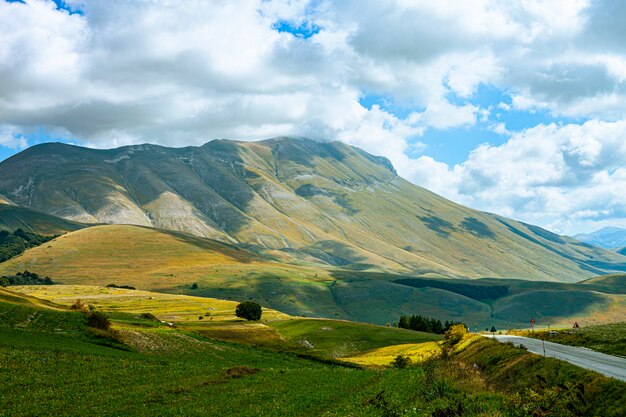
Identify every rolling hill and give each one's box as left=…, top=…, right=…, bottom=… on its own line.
left=2, top=224, right=624, bottom=327
left=1, top=137, right=625, bottom=281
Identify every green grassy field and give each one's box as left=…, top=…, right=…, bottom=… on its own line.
left=269, top=318, right=441, bottom=358
left=11, top=285, right=440, bottom=357
left=1, top=287, right=625, bottom=416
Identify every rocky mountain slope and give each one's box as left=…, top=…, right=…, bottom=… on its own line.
left=1, top=137, right=625, bottom=281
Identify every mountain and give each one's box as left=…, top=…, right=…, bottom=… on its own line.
left=575, top=227, right=626, bottom=249
left=1, top=137, right=625, bottom=281
left=0, top=203, right=86, bottom=235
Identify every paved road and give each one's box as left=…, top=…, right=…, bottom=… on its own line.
left=487, top=335, right=626, bottom=381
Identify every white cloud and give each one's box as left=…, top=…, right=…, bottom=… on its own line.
left=0, top=126, right=28, bottom=150
left=414, top=120, right=626, bottom=234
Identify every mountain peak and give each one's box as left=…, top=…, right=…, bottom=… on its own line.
left=1, top=138, right=625, bottom=280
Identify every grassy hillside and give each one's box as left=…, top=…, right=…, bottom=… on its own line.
left=2, top=224, right=625, bottom=328
left=0, top=224, right=322, bottom=291
left=579, top=273, right=626, bottom=293
left=2, top=138, right=625, bottom=280
left=0, top=203, right=85, bottom=235
left=269, top=319, right=440, bottom=358
left=1, top=286, right=624, bottom=416
left=455, top=336, right=625, bottom=417
left=11, top=285, right=441, bottom=357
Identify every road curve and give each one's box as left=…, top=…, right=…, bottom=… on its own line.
left=486, top=335, right=626, bottom=381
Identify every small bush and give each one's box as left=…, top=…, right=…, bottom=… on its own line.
left=70, top=299, right=88, bottom=312
left=87, top=311, right=111, bottom=330
left=443, top=324, right=468, bottom=347
left=235, top=301, right=262, bottom=321
left=391, top=354, right=412, bottom=369
left=140, top=313, right=159, bottom=321
left=106, top=284, right=136, bottom=290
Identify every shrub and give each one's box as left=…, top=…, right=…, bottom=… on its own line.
left=87, top=311, right=111, bottom=330
left=106, top=284, right=136, bottom=290
left=140, top=312, right=159, bottom=321
left=70, top=299, right=88, bottom=312
left=443, top=324, right=468, bottom=347
left=391, top=354, right=412, bottom=369
left=191, top=283, right=198, bottom=289
left=235, top=301, right=262, bottom=321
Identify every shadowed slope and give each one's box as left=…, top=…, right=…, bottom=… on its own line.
left=0, top=203, right=86, bottom=235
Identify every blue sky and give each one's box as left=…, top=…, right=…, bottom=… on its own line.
left=1, top=0, right=626, bottom=235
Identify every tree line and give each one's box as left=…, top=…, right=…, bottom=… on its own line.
left=398, top=314, right=465, bottom=334
left=1, top=270, right=55, bottom=287
left=0, top=229, right=57, bottom=262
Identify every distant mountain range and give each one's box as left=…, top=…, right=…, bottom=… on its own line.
left=574, top=227, right=626, bottom=250
left=1, top=137, right=625, bottom=281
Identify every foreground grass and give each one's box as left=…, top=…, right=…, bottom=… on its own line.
left=0, top=298, right=507, bottom=417
left=457, top=336, right=626, bottom=417
left=1, top=288, right=624, bottom=416
left=514, top=322, right=626, bottom=357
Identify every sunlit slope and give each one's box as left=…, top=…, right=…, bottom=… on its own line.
left=269, top=318, right=440, bottom=358
left=579, top=273, right=626, bottom=293
left=0, top=286, right=64, bottom=310
left=0, top=203, right=85, bottom=235
left=1, top=138, right=626, bottom=280
left=0, top=224, right=319, bottom=290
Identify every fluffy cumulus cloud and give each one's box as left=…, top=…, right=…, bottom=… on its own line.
left=0, top=0, right=625, bottom=233
left=415, top=120, right=626, bottom=233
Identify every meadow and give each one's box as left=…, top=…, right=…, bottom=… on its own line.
left=1, top=285, right=625, bottom=416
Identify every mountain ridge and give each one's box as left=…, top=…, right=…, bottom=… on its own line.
left=1, top=137, right=625, bottom=281
left=575, top=227, right=626, bottom=249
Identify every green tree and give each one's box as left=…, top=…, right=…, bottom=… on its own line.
left=391, top=354, right=412, bottom=369
left=235, top=301, right=262, bottom=321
